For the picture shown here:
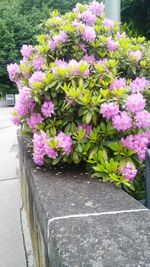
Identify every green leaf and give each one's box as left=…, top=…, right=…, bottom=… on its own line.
left=85, top=112, right=92, bottom=124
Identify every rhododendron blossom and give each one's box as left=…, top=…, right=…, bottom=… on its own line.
left=55, top=132, right=72, bottom=156
left=33, top=57, right=45, bottom=70
left=129, top=50, right=142, bottom=61
left=81, top=26, right=96, bottom=42
left=126, top=93, right=146, bottom=113
left=100, top=103, right=119, bottom=120
left=119, top=163, right=137, bottom=181
left=29, top=71, right=44, bottom=84
left=41, top=101, right=55, bottom=118
left=27, top=113, right=43, bottom=129
left=112, top=111, right=132, bottom=131
left=106, top=37, right=118, bottom=52
left=130, top=77, right=149, bottom=93
left=21, top=45, right=34, bottom=59
left=7, top=63, right=20, bottom=82
left=103, top=18, right=114, bottom=30
left=109, top=78, right=126, bottom=90
left=121, top=134, right=149, bottom=160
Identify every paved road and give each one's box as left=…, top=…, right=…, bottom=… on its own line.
left=0, top=107, right=33, bottom=267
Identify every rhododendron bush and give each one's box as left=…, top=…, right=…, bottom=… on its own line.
left=8, top=1, right=150, bottom=195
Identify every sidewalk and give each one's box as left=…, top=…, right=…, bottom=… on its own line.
left=0, top=107, right=33, bottom=267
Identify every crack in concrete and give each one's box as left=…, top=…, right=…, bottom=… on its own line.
left=20, top=205, right=29, bottom=267
left=0, top=177, right=19, bottom=182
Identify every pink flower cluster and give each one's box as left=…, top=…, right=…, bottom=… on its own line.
left=126, top=93, right=146, bottom=113
left=21, top=45, right=34, bottom=59
left=121, top=134, right=149, bottom=160
left=33, top=131, right=72, bottom=165
left=7, top=63, right=20, bottom=82
left=83, top=54, right=96, bottom=64
left=48, top=31, right=68, bottom=51
left=33, top=131, right=47, bottom=165
left=119, top=162, right=137, bottom=181
left=88, top=1, right=104, bottom=16
left=128, top=50, right=142, bottom=61
left=33, top=57, right=45, bottom=71
left=81, top=26, right=96, bottom=42
left=27, top=113, right=43, bottom=129
left=41, top=101, right=55, bottom=118
left=80, top=10, right=96, bottom=26
left=29, top=71, right=44, bottom=84
left=112, top=111, right=132, bottom=131
left=100, top=103, right=119, bottom=120
left=11, top=115, right=21, bottom=126
left=130, top=77, right=149, bottom=93
left=14, top=87, right=35, bottom=116
left=106, top=37, right=118, bottom=52
left=109, top=78, right=126, bottom=90
left=55, top=132, right=72, bottom=155
left=134, top=110, right=150, bottom=129
left=103, top=18, right=114, bottom=30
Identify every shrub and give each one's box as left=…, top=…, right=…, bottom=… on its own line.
left=8, top=1, right=150, bottom=195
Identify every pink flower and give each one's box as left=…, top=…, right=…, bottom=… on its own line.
left=126, top=93, right=146, bottom=113
left=33, top=57, right=45, bottom=70
left=89, top=1, right=104, bottom=16
left=121, top=134, right=149, bottom=160
left=55, top=132, right=72, bottom=156
left=100, top=103, right=119, bottom=120
left=41, top=101, right=55, bottom=118
left=130, top=77, right=149, bottom=93
left=128, top=50, right=142, bottom=61
left=27, top=113, right=43, bottom=129
left=21, top=45, right=34, bottom=58
left=119, top=162, right=137, bottom=181
left=29, top=71, right=44, bottom=84
left=103, top=18, right=114, bottom=30
left=82, top=54, right=96, bottom=64
left=7, top=63, right=20, bottom=82
left=80, top=10, right=96, bottom=26
left=14, top=87, right=35, bottom=116
left=79, top=43, right=87, bottom=53
left=77, top=124, right=92, bottom=138
left=69, top=60, right=89, bottom=77
left=134, top=110, right=150, bottom=128
left=48, top=31, right=68, bottom=51
left=117, top=32, right=126, bottom=39
left=109, top=78, right=126, bottom=90
left=106, top=37, right=118, bottom=52
left=45, top=143, right=58, bottom=159
left=81, top=26, right=96, bottom=42
left=112, top=111, right=132, bottom=131
left=33, top=131, right=47, bottom=165
left=11, top=115, right=21, bottom=125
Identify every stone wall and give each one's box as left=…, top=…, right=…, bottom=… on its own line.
left=18, top=135, right=150, bottom=267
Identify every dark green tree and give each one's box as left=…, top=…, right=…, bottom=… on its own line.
left=121, top=0, right=150, bottom=39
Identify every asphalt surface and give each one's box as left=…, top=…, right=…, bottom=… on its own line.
left=0, top=107, right=33, bottom=267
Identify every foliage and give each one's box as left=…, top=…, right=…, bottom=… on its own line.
left=0, top=0, right=51, bottom=95
left=8, top=1, right=150, bottom=197
left=121, top=0, right=150, bottom=39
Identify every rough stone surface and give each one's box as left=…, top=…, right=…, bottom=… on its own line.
left=48, top=210, right=150, bottom=267
left=18, top=135, right=150, bottom=267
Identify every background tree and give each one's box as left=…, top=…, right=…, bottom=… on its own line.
left=121, top=0, right=150, bottom=39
